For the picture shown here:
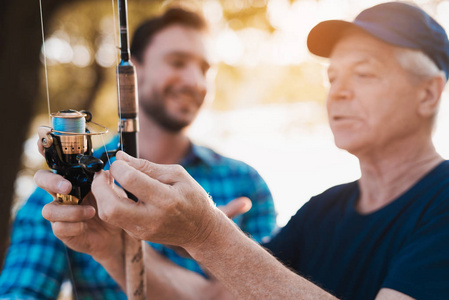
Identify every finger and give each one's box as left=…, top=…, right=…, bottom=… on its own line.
left=51, top=221, right=88, bottom=238
left=116, top=151, right=184, bottom=184
left=218, top=197, right=252, bottom=219
left=42, top=201, right=95, bottom=222
left=109, top=159, right=171, bottom=201
left=34, top=170, right=72, bottom=195
left=92, top=170, right=139, bottom=225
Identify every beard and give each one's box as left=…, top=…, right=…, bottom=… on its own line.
left=140, top=86, right=203, bottom=133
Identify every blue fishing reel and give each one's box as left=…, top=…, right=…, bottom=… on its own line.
left=38, top=109, right=108, bottom=204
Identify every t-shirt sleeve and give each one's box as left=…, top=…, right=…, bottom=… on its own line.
left=262, top=201, right=310, bottom=269
left=382, top=198, right=449, bottom=300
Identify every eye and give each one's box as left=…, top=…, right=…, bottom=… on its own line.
left=356, top=72, right=375, bottom=78
left=354, top=66, right=378, bottom=79
left=201, top=63, right=210, bottom=76
left=327, top=69, right=336, bottom=84
left=170, top=59, right=186, bottom=69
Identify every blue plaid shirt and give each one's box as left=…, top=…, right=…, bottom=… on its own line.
left=0, top=139, right=276, bottom=299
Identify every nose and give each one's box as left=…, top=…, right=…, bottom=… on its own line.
left=327, top=75, right=353, bottom=102
left=181, top=64, right=207, bottom=94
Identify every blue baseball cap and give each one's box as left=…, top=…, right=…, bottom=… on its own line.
left=307, top=2, right=449, bottom=81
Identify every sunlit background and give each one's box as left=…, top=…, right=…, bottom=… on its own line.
left=15, top=0, right=449, bottom=232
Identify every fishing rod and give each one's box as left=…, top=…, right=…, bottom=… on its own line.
left=115, top=0, right=146, bottom=298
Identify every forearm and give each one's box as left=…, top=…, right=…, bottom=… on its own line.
left=144, top=244, right=234, bottom=300
left=93, top=236, right=127, bottom=292
left=186, top=210, right=338, bottom=300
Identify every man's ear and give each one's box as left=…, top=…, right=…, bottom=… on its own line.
left=418, top=75, right=445, bottom=117
left=131, top=57, right=141, bottom=70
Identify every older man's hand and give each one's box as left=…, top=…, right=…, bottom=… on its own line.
left=92, top=151, right=222, bottom=250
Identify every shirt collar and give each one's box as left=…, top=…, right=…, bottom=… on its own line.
left=180, top=143, right=217, bottom=167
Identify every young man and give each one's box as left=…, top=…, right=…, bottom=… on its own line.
left=0, top=8, right=276, bottom=299
left=38, top=2, right=449, bottom=299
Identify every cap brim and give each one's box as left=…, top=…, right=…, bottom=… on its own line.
left=307, top=20, right=358, bottom=58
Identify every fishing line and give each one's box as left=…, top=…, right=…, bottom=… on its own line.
left=38, top=0, right=52, bottom=125
left=64, top=246, right=79, bottom=300
left=39, top=1, right=80, bottom=299
left=101, top=134, right=113, bottom=168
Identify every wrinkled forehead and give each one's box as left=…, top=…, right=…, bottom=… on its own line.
left=329, top=29, right=398, bottom=68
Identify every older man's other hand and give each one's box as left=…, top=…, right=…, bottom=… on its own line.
left=92, top=151, right=221, bottom=250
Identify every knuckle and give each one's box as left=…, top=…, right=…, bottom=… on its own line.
left=73, top=207, right=88, bottom=220
left=97, top=208, right=108, bottom=222
left=52, top=222, right=68, bottom=237
left=173, top=164, right=184, bottom=173
left=98, top=204, right=115, bottom=223
left=136, top=159, right=156, bottom=177
left=138, top=158, right=152, bottom=170
left=171, top=164, right=186, bottom=176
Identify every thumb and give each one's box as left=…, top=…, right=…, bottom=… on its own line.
left=218, top=197, right=252, bottom=219
left=92, top=170, right=132, bottom=224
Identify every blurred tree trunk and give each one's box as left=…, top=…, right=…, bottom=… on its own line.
left=0, top=0, right=77, bottom=268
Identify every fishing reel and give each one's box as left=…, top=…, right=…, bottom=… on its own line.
left=38, top=109, right=108, bottom=204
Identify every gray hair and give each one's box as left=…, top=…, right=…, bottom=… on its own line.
left=394, top=47, right=446, bottom=82
left=394, top=47, right=445, bottom=125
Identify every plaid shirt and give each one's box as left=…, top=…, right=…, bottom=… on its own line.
left=0, top=140, right=276, bottom=300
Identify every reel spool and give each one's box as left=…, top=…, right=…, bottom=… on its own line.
left=38, top=109, right=108, bottom=204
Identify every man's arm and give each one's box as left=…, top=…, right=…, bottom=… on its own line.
left=376, top=289, right=414, bottom=300
left=92, top=152, right=338, bottom=299
left=186, top=207, right=337, bottom=299
left=94, top=152, right=420, bottom=300
left=187, top=212, right=413, bottom=300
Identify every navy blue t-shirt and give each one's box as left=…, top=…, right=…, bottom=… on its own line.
left=264, top=161, right=449, bottom=300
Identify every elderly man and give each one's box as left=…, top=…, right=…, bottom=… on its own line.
left=39, top=2, right=449, bottom=300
